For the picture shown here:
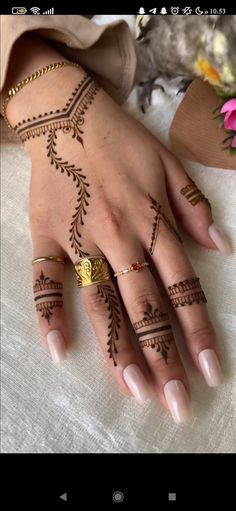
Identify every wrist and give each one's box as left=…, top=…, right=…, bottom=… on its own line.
left=5, top=65, right=86, bottom=129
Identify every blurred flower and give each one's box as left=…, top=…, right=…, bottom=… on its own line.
left=194, top=56, right=221, bottom=86
left=217, top=97, right=236, bottom=152
left=220, top=98, right=236, bottom=131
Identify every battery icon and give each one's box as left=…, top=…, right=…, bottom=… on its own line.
left=12, top=7, right=27, bottom=14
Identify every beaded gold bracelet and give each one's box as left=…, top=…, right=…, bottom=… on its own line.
left=2, top=60, right=81, bottom=129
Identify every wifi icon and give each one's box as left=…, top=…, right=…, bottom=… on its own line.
left=30, top=6, right=40, bottom=14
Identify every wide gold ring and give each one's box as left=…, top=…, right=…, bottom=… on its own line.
left=114, top=261, right=149, bottom=278
left=74, top=256, right=112, bottom=288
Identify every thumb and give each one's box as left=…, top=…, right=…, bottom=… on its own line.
left=161, top=150, right=232, bottom=256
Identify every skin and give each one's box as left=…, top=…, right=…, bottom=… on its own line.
left=2, top=33, right=221, bottom=415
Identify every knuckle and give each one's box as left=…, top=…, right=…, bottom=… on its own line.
left=30, top=206, right=51, bottom=231
left=131, top=292, right=160, bottom=314
left=84, top=287, right=111, bottom=315
left=96, top=204, right=124, bottom=239
left=188, top=325, right=215, bottom=344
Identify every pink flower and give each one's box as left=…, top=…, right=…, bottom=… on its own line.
left=220, top=98, right=236, bottom=131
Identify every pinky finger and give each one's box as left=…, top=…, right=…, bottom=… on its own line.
left=32, top=239, right=69, bottom=363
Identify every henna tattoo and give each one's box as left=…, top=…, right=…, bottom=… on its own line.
left=168, top=277, right=207, bottom=308
left=14, top=75, right=99, bottom=143
left=133, top=302, right=174, bottom=363
left=180, top=178, right=211, bottom=208
left=46, top=130, right=90, bottom=256
left=14, top=75, right=100, bottom=257
left=97, top=284, right=121, bottom=367
left=148, top=194, right=182, bottom=254
left=33, top=271, right=63, bottom=323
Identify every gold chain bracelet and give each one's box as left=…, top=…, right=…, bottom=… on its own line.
left=2, top=60, right=81, bottom=129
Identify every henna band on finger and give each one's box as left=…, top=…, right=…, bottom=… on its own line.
left=33, top=271, right=63, bottom=323
left=168, top=277, right=207, bottom=308
left=180, top=179, right=211, bottom=208
left=133, top=302, right=174, bottom=363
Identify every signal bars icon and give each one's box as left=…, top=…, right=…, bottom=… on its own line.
left=43, top=7, right=54, bottom=14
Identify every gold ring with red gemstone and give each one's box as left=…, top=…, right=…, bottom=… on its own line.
left=114, top=261, right=149, bottom=278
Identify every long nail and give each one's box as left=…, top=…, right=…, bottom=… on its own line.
left=123, top=364, right=150, bottom=403
left=198, top=349, right=224, bottom=387
left=208, top=223, right=232, bottom=255
left=164, top=380, right=192, bottom=424
left=47, top=330, right=67, bottom=363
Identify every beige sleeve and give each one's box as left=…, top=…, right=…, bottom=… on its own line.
left=0, top=15, right=137, bottom=104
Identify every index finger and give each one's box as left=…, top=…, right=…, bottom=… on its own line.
left=152, top=233, right=224, bottom=387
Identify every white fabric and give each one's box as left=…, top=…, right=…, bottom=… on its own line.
left=1, top=15, right=236, bottom=454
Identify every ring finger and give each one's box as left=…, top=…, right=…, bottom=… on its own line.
left=101, top=234, right=192, bottom=423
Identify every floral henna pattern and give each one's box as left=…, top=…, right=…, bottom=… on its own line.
left=97, top=284, right=121, bottom=367
left=168, top=277, right=207, bottom=308
left=33, top=271, right=63, bottom=324
left=46, top=130, right=90, bottom=256
left=14, top=74, right=100, bottom=257
left=148, top=194, right=182, bottom=255
left=133, top=302, right=174, bottom=363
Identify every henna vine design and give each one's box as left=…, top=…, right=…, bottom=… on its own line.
left=14, top=74, right=100, bottom=257
left=180, top=178, right=211, bottom=208
left=46, top=130, right=90, bottom=256
left=168, top=277, right=207, bottom=308
left=33, top=271, right=63, bottom=323
left=148, top=194, right=182, bottom=255
left=97, top=284, right=121, bottom=367
left=133, top=302, right=174, bottom=363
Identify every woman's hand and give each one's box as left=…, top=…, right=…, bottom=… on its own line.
left=5, top=35, right=227, bottom=423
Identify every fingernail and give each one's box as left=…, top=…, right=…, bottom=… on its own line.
left=164, top=380, right=192, bottom=424
left=208, top=223, right=232, bottom=256
left=47, top=330, right=67, bottom=363
left=123, top=364, right=150, bottom=403
left=198, top=349, right=224, bottom=387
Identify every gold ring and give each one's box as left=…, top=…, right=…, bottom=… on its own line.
left=32, top=256, right=65, bottom=265
left=114, top=261, right=149, bottom=278
left=74, top=256, right=112, bottom=288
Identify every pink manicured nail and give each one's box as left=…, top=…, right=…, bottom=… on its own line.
left=123, top=364, right=150, bottom=403
left=208, top=223, right=232, bottom=255
left=164, top=380, right=192, bottom=424
left=47, top=330, right=67, bottom=363
left=198, top=349, right=224, bottom=387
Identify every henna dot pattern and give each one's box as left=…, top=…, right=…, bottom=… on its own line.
left=148, top=194, right=182, bottom=254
